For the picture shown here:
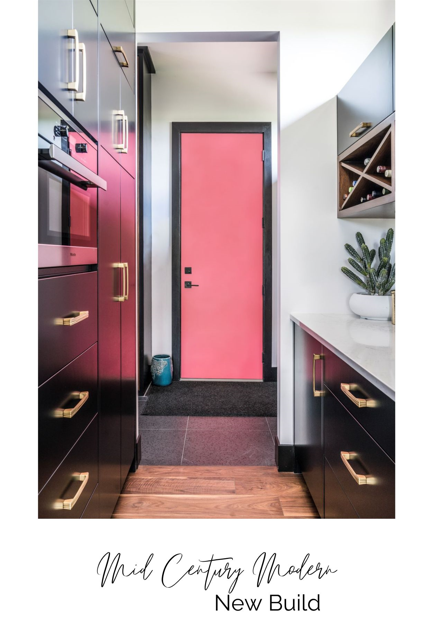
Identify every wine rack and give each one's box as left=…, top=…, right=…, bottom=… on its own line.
left=337, top=113, right=395, bottom=218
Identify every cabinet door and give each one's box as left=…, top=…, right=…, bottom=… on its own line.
left=120, top=169, right=137, bottom=485
left=337, top=27, right=394, bottom=154
left=325, top=458, right=358, bottom=519
left=119, top=73, right=136, bottom=178
left=125, top=0, right=135, bottom=26
left=38, top=0, right=74, bottom=114
left=72, top=0, right=98, bottom=139
left=99, top=26, right=121, bottom=160
left=99, top=0, right=135, bottom=90
left=294, top=325, right=324, bottom=517
left=98, top=147, right=122, bottom=518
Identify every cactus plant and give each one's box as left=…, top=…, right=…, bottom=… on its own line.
left=341, top=229, right=395, bottom=295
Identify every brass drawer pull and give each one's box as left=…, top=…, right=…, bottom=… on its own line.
left=113, top=45, right=129, bottom=67
left=123, top=262, right=129, bottom=301
left=340, top=383, right=376, bottom=408
left=349, top=122, right=372, bottom=137
left=312, top=354, right=325, bottom=397
left=341, top=452, right=373, bottom=485
left=62, top=472, right=89, bottom=510
left=62, top=310, right=89, bottom=326
left=114, top=263, right=128, bottom=301
left=56, top=391, right=89, bottom=419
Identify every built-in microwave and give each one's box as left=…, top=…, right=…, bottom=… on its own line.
left=38, top=91, right=107, bottom=268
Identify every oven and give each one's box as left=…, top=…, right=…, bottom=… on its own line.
left=38, top=91, right=107, bottom=268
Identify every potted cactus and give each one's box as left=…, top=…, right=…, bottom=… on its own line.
left=341, top=229, right=395, bottom=320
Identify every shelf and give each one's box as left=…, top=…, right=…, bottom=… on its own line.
left=338, top=113, right=395, bottom=219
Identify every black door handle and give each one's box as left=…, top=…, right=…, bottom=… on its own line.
left=184, top=281, right=199, bottom=288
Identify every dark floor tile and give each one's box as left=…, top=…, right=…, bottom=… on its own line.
left=139, top=415, right=189, bottom=430
left=266, top=417, right=277, bottom=436
left=140, top=429, right=186, bottom=466
left=182, top=428, right=275, bottom=466
left=187, top=416, right=269, bottom=431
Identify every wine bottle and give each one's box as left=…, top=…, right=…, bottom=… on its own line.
left=348, top=186, right=354, bottom=193
left=343, top=193, right=348, bottom=201
left=371, top=190, right=382, bottom=199
left=360, top=197, right=367, bottom=203
left=382, top=188, right=390, bottom=196
left=366, top=194, right=373, bottom=201
left=352, top=180, right=357, bottom=187
left=384, top=170, right=392, bottom=178
left=377, top=165, right=388, bottom=173
left=364, top=158, right=371, bottom=166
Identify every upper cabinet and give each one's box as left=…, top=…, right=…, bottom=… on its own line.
left=38, top=0, right=99, bottom=140
left=99, top=0, right=136, bottom=91
left=337, top=26, right=394, bottom=155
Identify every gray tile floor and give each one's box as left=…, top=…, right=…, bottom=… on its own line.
left=138, top=415, right=277, bottom=466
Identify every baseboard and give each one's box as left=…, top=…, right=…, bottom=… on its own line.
left=132, top=434, right=142, bottom=472
left=274, top=436, right=295, bottom=472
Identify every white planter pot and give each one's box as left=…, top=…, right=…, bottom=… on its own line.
left=349, top=293, right=392, bottom=321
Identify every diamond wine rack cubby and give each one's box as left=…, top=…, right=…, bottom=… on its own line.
left=338, top=113, right=395, bottom=218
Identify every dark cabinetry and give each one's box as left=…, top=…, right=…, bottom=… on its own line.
left=38, top=0, right=98, bottom=139
left=294, top=325, right=324, bottom=517
left=294, top=322, right=395, bottom=519
left=99, top=0, right=136, bottom=89
left=98, top=147, right=137, bottom=518
left=337, top=26, right=394, bottom=155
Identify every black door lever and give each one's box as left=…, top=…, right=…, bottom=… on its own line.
left=184, top=281, right=199, bottom=288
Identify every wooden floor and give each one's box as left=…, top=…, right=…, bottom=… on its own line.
left=112, top=466, right=318, bottom=519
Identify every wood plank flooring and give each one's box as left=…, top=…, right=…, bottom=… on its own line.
left=113, top=466, right=318, bottom=519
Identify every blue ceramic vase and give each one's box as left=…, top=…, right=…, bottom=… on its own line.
left=151, top=354, right=173, bottom=386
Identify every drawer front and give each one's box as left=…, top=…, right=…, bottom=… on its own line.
left=325, top=458, right=359, bottom=519
left=81, top=484, right=100, bottom=518
left=39, top=415, right=99, bottom=519
left=337, top=27, right=394, bottom=154
left=39, top=271, right=97, bottom=384
left=99, top=0, right=135, bottom=90
left=39, top=344, right=98, bottom=491
left=324, top=389, right=395, bottom=518
left=324, top=347, right=395, bottom=460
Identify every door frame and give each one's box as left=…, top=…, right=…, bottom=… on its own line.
left=171, top=121, right=274, bottom=382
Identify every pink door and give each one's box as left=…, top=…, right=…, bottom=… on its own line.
left=181, top=133, right=264, bottom=379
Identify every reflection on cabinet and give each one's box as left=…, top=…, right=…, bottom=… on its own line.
left=337, top=26, right=394, bottom=155
left=98, top=147, right=137, bottom=518
left=99, top=0, right=136, bottom=89
left=38, top=0, right=99, bottom=140
left=293, top=321, right=395, bottom=519
left=294, top=325, right=325, bottom=517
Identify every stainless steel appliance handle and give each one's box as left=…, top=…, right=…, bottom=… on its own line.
left=113, top=110, right=125, bottom=150
left=38, top=144, right=107, bottom=191
left=76, top=42, right=86, bottom=101
left=67, top=29, right=80, bottom=92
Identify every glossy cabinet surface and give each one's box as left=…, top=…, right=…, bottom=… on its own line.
left=39, top=343, right=98, bottom=491
left=99, top=25, right=122, bottom=159
left=81, top=484, right=100, bottom=518
left=39, top=271, right=97, bottom=385
left=324, top=386, right=395, bottom=518
left=98, top=147, right=122, bottom=518
left=324, top=458, right=358, bottom=519
left=38, top=415, right=99, bottom=519
left=337, top=26, right=394, bottom=154
left=99, top=0, right=136, bottom=89
left=294, top=325, right=324, bottom=517
left=119, top=74, right=136, bottom=177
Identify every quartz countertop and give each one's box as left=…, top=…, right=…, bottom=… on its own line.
left=290, top=313, right=395, bottom=401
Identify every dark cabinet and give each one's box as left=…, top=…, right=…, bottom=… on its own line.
left=337, top=26, right=394, bottom=155
left=119, top=74, right=137, bottom=177
left=98, top=147, right=137, bottom=518
left=324, top=459, right=358, bottom=519
left=38, top=0, right=98, bottom=140
left=294, top=325, right=324, bottom=518
left=99, top=0, right=136, bottom=90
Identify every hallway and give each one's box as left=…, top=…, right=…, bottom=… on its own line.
left=113, top=466, right=318, bottom=519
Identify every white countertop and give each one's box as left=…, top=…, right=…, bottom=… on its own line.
left=290, top=313, right=395, bottom=401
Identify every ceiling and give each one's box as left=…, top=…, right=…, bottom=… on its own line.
left=147, top=42, right=278, bottom=74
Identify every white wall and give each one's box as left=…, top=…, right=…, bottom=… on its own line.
left=149, top=46, right=278, bottom=362
left=137, top=0, right=396, bottom=443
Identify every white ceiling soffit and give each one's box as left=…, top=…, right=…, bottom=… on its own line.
left=147, top=42, right=278, bottom=74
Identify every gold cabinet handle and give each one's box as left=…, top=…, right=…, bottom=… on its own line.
left=56, top=391, right=89, bottom=419
left=123, top=262, right=129, bottom=301
left=75, top=41, right=86, bottom=101
left=341, top=452, right=374, bottom=485
left=62, top=311, right=89, bottom=326
left=349, top=122, right=372, bottom=137
left=340, top=383, right=376, bottom=408
left=67, top=29, right=79, bottom=91
left=113, top=45, right=129, bottom=67
left=114, top=263, right=127, bottom=301
left=62, top=472, right=89, bottom=510
left=312, top=353, right=325, bottom=397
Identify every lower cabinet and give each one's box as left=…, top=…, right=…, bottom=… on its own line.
left=294, top=323, right=395, bottom=519
left=98, top=146, right=137, bottom=518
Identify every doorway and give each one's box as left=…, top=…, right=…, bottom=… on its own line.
left=172, top=122, right=273, bottom=381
